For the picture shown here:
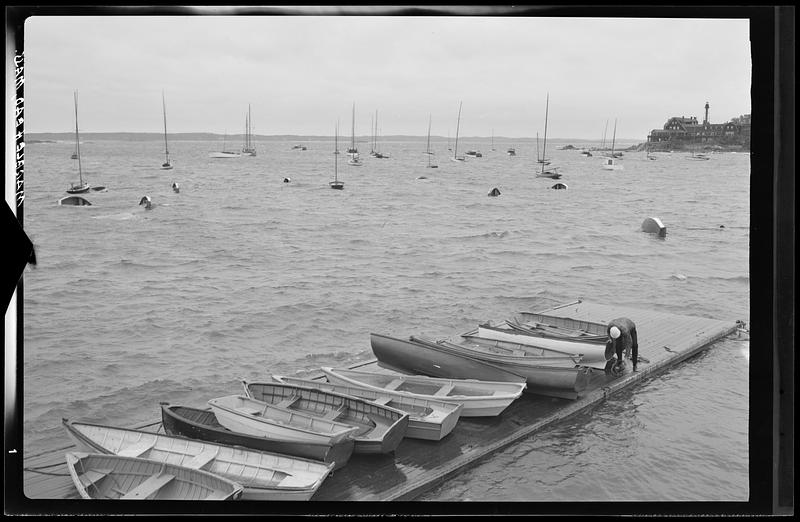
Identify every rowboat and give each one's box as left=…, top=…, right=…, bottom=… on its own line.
left=271, top=374, right=463, bottom=441
left=241, top=381, right=409, bottom=454
left=405, top=335, right=591, bottom=400
left=321, top=367, right=526, bottom=417
left=370, top=332, right=531, bottom=385
left=63, top=418, right=333, bottom=501
left=208, top=394, right=360, bottom=446
left=463, top=323, right=610, bottom=370
left=513, top=311, right=608, bottom=341
left=160, top=403, right=354, bottom=470
left=64, top=451, right=243, bottom=500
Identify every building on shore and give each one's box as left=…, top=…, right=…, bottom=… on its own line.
left=648, top=102, right=750, bottom=149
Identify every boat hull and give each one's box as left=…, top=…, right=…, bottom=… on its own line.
left=376, top=333, right=589, bottom=400
left=271, top=375, right=463, bottom=441
left=58, top=195, right=92, bottom=206
left=208, top=395, right=359, bottom=446
left=242, top=382, right=409, bottom=454
left=371, top=332, right=530, bottom=384
left=321, top=367, right=526, bottom=417
left=466, top=324, right=609, bottom=369
left=63, top=418, right=332, bottom=501
left=160, top=404, right=354, bottom=470
left=65, top=451, right=243, bottom=500
left=209, top=152, right=241, bottom=158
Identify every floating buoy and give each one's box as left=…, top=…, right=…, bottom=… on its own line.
left=139, top=196, right=152, bottom=210
left=283, top=177, right=291, bottom=183
left=551, top=183, right=568, bottom=190
left=488, top=187, right=501, bottom=197
left=172, top=182, right=180, bottom=193
left=641, top=216, right=666, bottom=237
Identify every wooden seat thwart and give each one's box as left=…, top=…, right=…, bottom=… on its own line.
left=275, top=395, right=300, bottom=409
left=121, top=472, right=175, bottom=499
left=184, top=448, right=219, bottom=470
left=238, top=405, right=264, bottom=416
left=322, top=404, right=348, bottom=421
left=384, top=379, right=404, bottom=391
left=78, top=468, right=112, bottom=489
left=433, top=384, right=455, bottom=397
left=372, top=396, right=392, bottom=406
left=117, top=439, right=156, bottom=458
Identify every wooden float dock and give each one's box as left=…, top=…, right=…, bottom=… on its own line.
left=20, top=300, right=739, bottom=505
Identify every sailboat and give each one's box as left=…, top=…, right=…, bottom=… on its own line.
left=536, top=93, right=562, bottom=179
left=491, top=129, right=496, bottom=152
left=66, top=91, right=90, bottom=194
left=347, top=103, right=363, bottom=165
left=451, top=101, right=466, bottom=162
left=601, top=119, right=624, bottom=170
left=425, top=114, right=438, bottom=169
left=536, top=133, right=550, bottom=165
left=160, top=91, right=173, bottom=170
left=346, top=103, right=358, bottom=155
left=242, top=104, right=257, bottom=156
left=330, top=121, right=344, bottom=190
left=371, top=110, right=388, bottom=158
left=209, top=131, right=241, bottom=158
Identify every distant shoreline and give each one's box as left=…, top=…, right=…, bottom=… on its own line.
left=24, top=132, right=643, bottom=143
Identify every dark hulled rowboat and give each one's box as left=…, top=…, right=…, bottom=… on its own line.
left=159, top=403, right=354, bottom=470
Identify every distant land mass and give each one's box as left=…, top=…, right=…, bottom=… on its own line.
left=24, top=132, right=642, bottom=144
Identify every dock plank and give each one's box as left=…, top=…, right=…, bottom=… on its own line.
left=23, top=301, right=738, bottom=501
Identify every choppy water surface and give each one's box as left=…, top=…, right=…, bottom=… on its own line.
left=21, top=137, right=749, bottom=502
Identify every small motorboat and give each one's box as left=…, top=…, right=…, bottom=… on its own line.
left=64, top=451, right=243, bottom=500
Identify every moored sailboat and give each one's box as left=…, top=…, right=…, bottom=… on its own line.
left=451, top=101, right=466, bottom=162
left=536, top=93, right=562, bottom=179
left=330, top=121, right=344, bottom=189
left=242, top=104, right=257, bottom=156
left=209, top=131, right=241, bottom=158
left=66, top=90, right=91, bottom=194
left=424, top=114, right=438, bottom=168
left=601, top=119, right=624, bottom=170
left=160, top=91, right=173, bottom=170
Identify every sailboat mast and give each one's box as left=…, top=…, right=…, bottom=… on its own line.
left=335, top=121, right=339, bottom=182
left=74, top=90, right=83, bottom=184
left=611, top=119, right=617, bottom=156
left=248, top=104, right=252, bottom=149
left=162, top=91, right=170, bottom=162
left=427, top=115, right=432, bottom=167
left=541, top=93, right=549, bottom=175
left=454, top=101, right=462, bottom=159
left=351, top=103, right=356, bottom=151
left=602, top=119, right=608, bottom=149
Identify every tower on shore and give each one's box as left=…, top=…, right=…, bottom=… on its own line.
left=704, top=101, right=710, bottom=125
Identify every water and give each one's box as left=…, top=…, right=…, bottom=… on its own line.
left=20, top=137, right=749, bottom=501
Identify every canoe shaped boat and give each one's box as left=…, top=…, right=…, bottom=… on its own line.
left=370, top=332, right=531, bottom=385
left=321, top=367, right=526, bottom=417
left=208, top=394, right=360, bottom=446
left=407, top=335, right=592, bottom=400
left=65, top=451, right=243, bottom=500
left=241, top=381, right=409, bottom=454
left=63, top=418, right=333, bottom=501
left=160, top=403, right=353, bottom=470
left=464, top=323, right=609, bottom=370
left=272, top=374, right=463, bottom=441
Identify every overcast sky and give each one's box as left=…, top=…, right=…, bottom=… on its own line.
left=20, top=10, right=751, bottom=140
